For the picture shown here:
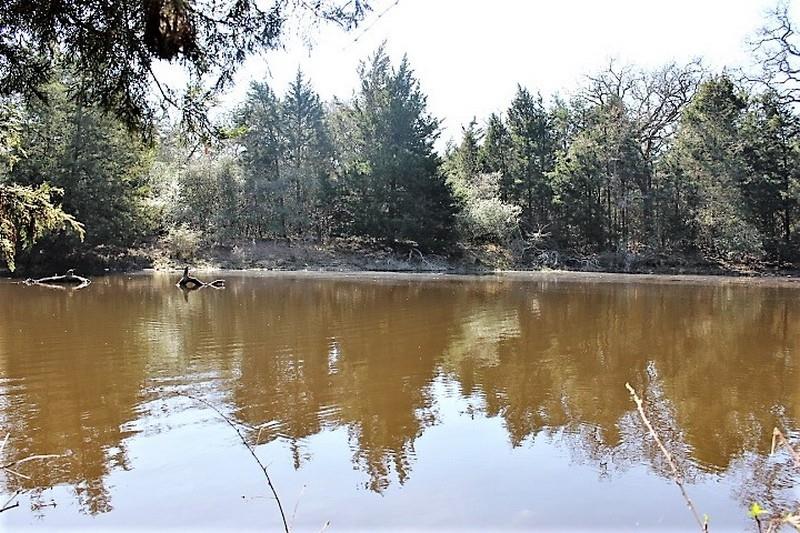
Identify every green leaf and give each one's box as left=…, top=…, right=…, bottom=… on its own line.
left=749, top=503, right=767, bottom=518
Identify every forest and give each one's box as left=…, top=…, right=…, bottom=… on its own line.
left=3, top=3, right=800, bottom=274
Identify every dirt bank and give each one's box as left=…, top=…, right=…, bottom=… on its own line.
left=7, top=239, right=800, bottom=280
left=148, top=239, right=800, bottom=279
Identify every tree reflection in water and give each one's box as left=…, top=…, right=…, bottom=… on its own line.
left=0, top=273, right=798, bottom=524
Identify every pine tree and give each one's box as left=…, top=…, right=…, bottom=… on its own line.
left=665, top=76, right=763, bottom=260
left=12, top=80, right=152, bottom=266
left=739, top=92, right=800, bottom=260
left=479, top=113, right=512, bottom=196
left=282, top=69, right=334, bottom=239
left=237, top=81, right=284, bottom=238
left=506, top=86, right=556, bottom=233
left=339, top=45, right=454, bottom=250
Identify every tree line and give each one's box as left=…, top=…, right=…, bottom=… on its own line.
left=3, top=6, right=800, bottom=271
left=447, top=68, right=800, bottom=264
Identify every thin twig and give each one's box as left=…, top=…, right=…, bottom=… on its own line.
left=0, top=501, right=20, bottom=513
left=291, top=483, right=307, bottom=530
left=3, top=468, right=30, bottom=480
left=343, top=0, right=400, bottom=48
left=1, top=454, right=62, bottom=471
left=0, top=490, right=21, bottom=513
left=177, top=393, right=290, bottom=533
left=625, top=382, right=707, bottom=532
left=770, top=427, right=800, bottom=467
left=1, top=434, right=62, bottom=513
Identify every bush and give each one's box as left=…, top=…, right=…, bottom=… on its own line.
left=163, top=225, right=201, bottom=260
left=452, top=172, right=521, bottom=243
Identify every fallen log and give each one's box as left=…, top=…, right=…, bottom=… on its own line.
left=177, top=267, right=225, bottom=289
left=24, top=269, right=91, bottom=289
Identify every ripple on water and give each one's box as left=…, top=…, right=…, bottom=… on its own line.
left=0, top=272, right=798, bottom=531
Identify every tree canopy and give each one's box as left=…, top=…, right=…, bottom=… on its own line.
left=4, top=6, right=800, bottom=273
left=0, top=101, right=84, bottom=271
left=0, top=0, right=371, bottom=134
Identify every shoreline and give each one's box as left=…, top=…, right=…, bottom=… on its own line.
left=8, top=239, right=800, bottom=285
left=9, top=266, right=800, bottom=291
left=86, top=265, right=800, bottom=289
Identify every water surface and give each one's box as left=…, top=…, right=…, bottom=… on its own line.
left=1, top=271, right=799, bottom=531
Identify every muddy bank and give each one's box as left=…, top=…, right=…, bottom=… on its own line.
left=148, top=239, right=800, bottom=280
left=6, top=239, right=800, bottom=280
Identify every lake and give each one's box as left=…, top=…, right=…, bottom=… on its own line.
left=1, top=271, right=798, bottom=531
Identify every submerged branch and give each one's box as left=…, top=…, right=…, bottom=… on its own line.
left=0, top=433, right=62, bottom=513
left=177, top=267, right=225, bottom=289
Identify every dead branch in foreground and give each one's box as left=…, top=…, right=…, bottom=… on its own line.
left=761, top=428, right=800, bottom=533
left=0, top=490, right=21, bottom=513
left=176, top=393, right=289, bottom=533
left=625, top=383, right=708, bottom=532
left=771, top=428, right=800, bottom=468
left=0, top=432, right=62, bottom=513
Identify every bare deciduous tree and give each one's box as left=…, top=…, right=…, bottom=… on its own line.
left=751, top=1, right=800, bottom=104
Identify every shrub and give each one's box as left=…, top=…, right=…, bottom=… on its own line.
left=163, top=225, right=201, bottom=260
left=452, top=172, right=521, bottom=243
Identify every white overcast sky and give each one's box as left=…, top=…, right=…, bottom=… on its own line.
left=214, top=0, right=796, bottom=147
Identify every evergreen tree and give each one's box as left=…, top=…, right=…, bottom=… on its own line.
left=447, top=119, right=482, bottom=183
left=12, top=80, right=153, bottom=266
left=282, top=70, right=334, bottom=240
left=664, top=76, right=763, bottom=260
left=237, top=81, right=285, bottom=238
left=506, top=86, right=556, bottom=233
left=550, top=99, right=644, bottom=251
left=0, top=101, right=84, bottom=271
left=338, top=45, right=454, bottom=249
left=739, top=92, right=800, bottom=260
left=0, top=0, right=369, bottom=134
left=479, top=113, right=511, bottom=180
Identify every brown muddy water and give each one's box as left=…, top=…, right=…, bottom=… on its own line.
left=0, top=271, right=799, bottom=531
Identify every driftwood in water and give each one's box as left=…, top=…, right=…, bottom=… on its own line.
left=24, top=269, right=91, bottom=289
left=177, top=267, right=225, bottom=289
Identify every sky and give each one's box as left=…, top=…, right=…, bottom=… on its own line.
left=215, top=0, right=795, bottom=147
